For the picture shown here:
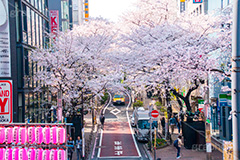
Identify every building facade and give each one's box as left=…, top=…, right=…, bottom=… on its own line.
left=6, top=0, right=51, bottom=123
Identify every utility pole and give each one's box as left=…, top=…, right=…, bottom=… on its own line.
left=204, top=80, right=212, bottom=160
left=232, top=1, right=240, bottom=159
left=81, top=92, right=84, bottom=130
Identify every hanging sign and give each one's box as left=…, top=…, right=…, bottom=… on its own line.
left=50, top=10, right=59, bottom=36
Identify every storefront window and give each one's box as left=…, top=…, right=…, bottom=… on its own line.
left=25, top=93, right=29, bottom=122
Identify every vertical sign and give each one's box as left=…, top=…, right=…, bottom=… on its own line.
left=180, top=1, right=185, bottom=13
left=0, top=0, right=11, bottom=77
left=84, top=0, right=89, bottom=21
left=50, top=10, right=59, bottom=36
left=82, top=128, right=85, bottom=158
left=0, top=80, right=12, bottom=123
left=57, top=91, right=62, bottom=122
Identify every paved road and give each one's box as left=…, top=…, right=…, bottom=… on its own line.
left=91, top=92, right=150, bottom=160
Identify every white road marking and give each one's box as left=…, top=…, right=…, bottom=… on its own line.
left=110, top=108, right=121, bottom=115
left=97, top=92, right=112, bottom=158
left=125, top=91, right=141, bottom=158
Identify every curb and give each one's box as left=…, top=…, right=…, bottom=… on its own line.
left=143, top=143, right=153, bottom=160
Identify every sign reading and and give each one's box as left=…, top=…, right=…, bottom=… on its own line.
left=50, top=10, right=59, bottom=36
left=0, top=80, right=12, bottom=123
left=151, top=110, right=159, bottom=118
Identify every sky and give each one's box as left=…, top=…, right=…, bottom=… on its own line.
left=89, top=0, right=138, bottom=22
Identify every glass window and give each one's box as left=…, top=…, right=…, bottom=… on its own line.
left=137, top=120, right=158, bottom=129
left=22, top=4, right=27, bottom=31
left=15, top=2, right=20, bottom=42
left=27, top=7, right=32, bottom=45
left=31, top=0, right=34, bottom=6
left=17, top=48, right=23, bottom=88
left=33, top=63, right=37, bottom=88
left=62, top=21, right=69, bottom=31
left=29, top=52, right=33, bottom=88
left=39, top=0, right=42, bottom=13
left=61, top=1, right=69, bottom=19
left=35, top=0, right=38, bottom=9
left=25, top=93, right=29, bottom=122
left=36, top=14, right=39, bottom=47
left=39, top=17, right=43, bottom=48
left=31, top=11, right=36, bottom=46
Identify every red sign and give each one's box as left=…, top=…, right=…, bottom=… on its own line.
left=0, top=80, right=12, bottom=123
left=151, top=110, right=159, bottom=118
left=50, top=10, right=59, bottom=36
left=193, top=0, right=202, bottom=3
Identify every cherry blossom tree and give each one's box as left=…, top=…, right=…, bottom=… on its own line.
left=115, top=0, right=232, bottom=112
left=31, top=19, right=121, bottom=111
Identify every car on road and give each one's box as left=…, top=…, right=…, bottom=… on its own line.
left=130, top=107, right=145, bottom=127
left=133, top=108, right=158, bottom=142
left=113, top=94, right=125, bottom=105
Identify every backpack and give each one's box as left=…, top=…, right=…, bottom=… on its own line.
left=173, top=139, right=178, bottom=148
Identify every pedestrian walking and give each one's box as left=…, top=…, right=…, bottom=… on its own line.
left=76, top=136, right=82, bottom=160
left=173, top=135, right=183, bottom=159
left=67, top=137, right=74, bottom=160
left=67, top=133, right=70, bottom=141
left=100, top=113, right=105, bottom=130
left=169, top=115, right=176, bottom=134
left=161, top=117, right=165, bottom=135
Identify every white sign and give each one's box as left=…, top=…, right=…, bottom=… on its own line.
left=0, top=80, right=12, bottom=123
left=82, top=128, right=85, bottom=158
left=0, top=0, right=11, bottom=77
left=72, top=0, right=79, bottom=10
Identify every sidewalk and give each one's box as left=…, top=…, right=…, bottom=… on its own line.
left=151, top=125, right=223, bottom=160
left=72, top=112, right=98, bottom=160
left=151, top=143, right=222, bottom=160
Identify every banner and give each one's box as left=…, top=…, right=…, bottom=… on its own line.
left=0, top=80, right=12, bottom=123
left=0, top=0, right=11, bottom=77
left=50, top=10, right=59, bottom=36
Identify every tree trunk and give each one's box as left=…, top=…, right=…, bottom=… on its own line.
left=171, top=79, right=202, bottom=112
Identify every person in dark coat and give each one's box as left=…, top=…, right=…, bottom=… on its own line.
left=76, top=136, right=82, bottom=160
left=67, top=137, right=74, bottom=160
left=161, top=117, right=166, bottom=135
left=100, top=113, right=105, bottom=130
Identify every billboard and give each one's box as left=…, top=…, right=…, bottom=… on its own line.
left=0, top=0, right=11, bottom=77
left=193, top=0, right=203, bottom=3
left=0, top=80, right=12, bottom=123
left=50, top=10, right=59, bottom=35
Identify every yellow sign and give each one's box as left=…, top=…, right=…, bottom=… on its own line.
left=224, top=141, right=233, bottom=160
left=180, top=0, right=185, bottom=2
left=206, top=130, right=211, bottom=143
